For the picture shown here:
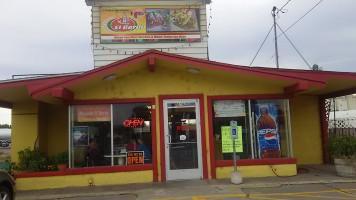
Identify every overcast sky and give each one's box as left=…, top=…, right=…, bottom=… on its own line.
left=1, top=0, right=356, bottom=124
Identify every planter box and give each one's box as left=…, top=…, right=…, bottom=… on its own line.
left=334, top=158, right=356, bottom=178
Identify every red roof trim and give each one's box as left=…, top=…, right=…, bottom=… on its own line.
left=4, top=50, right=356, bottom=99
left=284, top=81, right=309, bottom=95
left=31, top=52, right=151, bottom=98
left=27, top=50, right=333, bottom=98
left=0, top=76, right=76, bottom=91
left=148, top=55, right=155, bottom=72
left=152, top=53, right=327, bottom=87
left=52, top=87, right=74, bottom=101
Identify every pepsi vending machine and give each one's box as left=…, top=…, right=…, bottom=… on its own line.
left=254, top=104, right=281, bottom=159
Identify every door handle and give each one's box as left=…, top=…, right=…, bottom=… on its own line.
left=167, top=135, right=171, bottom=146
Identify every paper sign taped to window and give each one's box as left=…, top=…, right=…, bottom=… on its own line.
left=221, top=126, right=243, bottom=153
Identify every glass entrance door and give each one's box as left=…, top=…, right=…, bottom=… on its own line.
left=163, top=99, right=203, bottom=180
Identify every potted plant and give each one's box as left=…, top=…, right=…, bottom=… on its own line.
left=326, top=134, right=356, bottom=177
left=54, top=151, right=69, bottom=171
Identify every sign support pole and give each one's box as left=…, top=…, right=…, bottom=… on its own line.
left=233, top=139, right=237, bottom=172
left=230, top=120, right=242, bottom=184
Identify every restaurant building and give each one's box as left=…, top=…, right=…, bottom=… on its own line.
left=1, top=0, right=356, bottom=191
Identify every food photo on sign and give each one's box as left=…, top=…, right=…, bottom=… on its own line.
left=146, top=9, right=171, bottom=32
left=170, top=8, right=199, bottom=31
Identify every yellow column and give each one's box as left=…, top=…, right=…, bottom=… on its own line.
left=11, top=100, right=39, bottom=162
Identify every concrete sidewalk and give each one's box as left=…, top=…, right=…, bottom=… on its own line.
left=15, top=165, right=356, bottom=200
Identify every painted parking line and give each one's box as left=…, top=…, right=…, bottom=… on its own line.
left=152, top=189, right=356, bottom=200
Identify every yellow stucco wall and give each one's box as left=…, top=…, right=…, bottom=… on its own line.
left=74, top=65, right=284, bottom=100
left=289, top=95, right=323, bottom=164
left=11, top=101, right=39, bottom=162
left=216, top=164, right=297, bottom=178
left=16, top=170, right=153, bottom=191
left=38, top=102, right=48, bottom=153
left=11, top=101, right=68, bottom=162
left=46, top=104, right=68, bottom=157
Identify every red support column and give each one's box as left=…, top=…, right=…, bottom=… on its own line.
left=319, top=96, right=330, bottom=164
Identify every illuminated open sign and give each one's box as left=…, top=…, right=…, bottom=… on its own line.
left=177, top=125, right=189, bottom=131
left=123, top=118, right=144, bottom=127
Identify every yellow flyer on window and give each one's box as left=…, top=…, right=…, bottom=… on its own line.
left=221, top=126, right=243, bottom=153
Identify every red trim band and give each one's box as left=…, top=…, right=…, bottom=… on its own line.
left=65, top=98, right=155, bottom=105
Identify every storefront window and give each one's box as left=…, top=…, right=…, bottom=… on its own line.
left=212, top=99, right=291, bottom=160
left=113, top=103, right=152, bottom=165
left=212, top=100, right=252, bottom=160
left=70, top=103, right=152, bottom=168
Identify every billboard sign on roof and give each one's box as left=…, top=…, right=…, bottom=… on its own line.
left=100, top=6, right=201, bottom=43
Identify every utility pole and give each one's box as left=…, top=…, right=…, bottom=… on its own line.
left=272, top=6, right=279, bottom=69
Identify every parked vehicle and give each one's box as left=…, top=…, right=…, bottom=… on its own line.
left=0, top=141, right=9, bottom=147
left=0, top=129, right=10, bottom=148
left=0, top=171, right=15, bottom=200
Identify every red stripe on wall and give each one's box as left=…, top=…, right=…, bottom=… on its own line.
left=158, top=95, right=166, bottom=182
left=207, top=96, right=217, bottom=179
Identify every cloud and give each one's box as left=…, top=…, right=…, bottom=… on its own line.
left=0, top=108, right=11, bottom=125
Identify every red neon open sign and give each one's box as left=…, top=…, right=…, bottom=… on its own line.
left=123, top=118, right=144, bottom=127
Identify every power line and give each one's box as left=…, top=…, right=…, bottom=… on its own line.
left=278, top=0, right=324, bottom=38
left=276, top=23, right=312, bottom=69
left=249, top=25, right=274, bottom=67
left=278, top=0, right=292, bottom=14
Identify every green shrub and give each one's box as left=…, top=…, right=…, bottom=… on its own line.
left=17, top=147, right=49, bottom=172
left=327, top=134, right=356, bottom=160
left=54, top=151, right=68, bottom=165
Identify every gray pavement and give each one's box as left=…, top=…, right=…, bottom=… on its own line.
left=15, top=165, right=356, bottom=200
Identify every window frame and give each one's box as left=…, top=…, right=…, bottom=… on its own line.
left=207, top=94, right=295, bottom=179
left=67, top=98, right=158, bottom=181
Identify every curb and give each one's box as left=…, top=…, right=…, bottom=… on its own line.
left=15, top=179, right=356, bottom=200
left=16, top=191, right=137, bottom=200
left=234, top=179, right=356, bottom=189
